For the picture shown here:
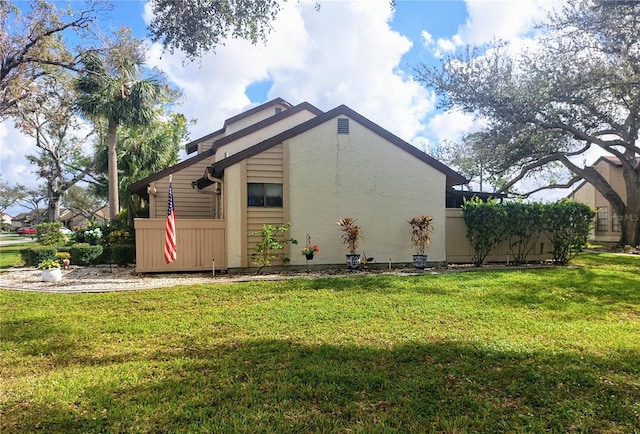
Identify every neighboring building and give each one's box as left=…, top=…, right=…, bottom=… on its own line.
left=0, top=212, right=12, bottom=230
left=11, top=212, right=35, bottom=228
left=60, top=207, right=109, bottom=229
left=129, top=98, right=548, bottom=272
left=569, top=156, right=630, bottom=243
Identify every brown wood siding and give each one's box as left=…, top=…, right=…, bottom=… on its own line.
left=445, top=209, right=552, bottom=263
left=152, top=157, right=215, bottom=219
left=134, top=219, right=226, bottom=272
left=245, top=144, right=288, bottom=264
left=246, top=144, right=284, bottom=182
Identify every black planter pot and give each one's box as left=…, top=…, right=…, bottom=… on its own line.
left=305, top=253, right=314, bottom=260
left=413, top=254, right=427, bottom=270
left=346, top=254, right=361, bottom=270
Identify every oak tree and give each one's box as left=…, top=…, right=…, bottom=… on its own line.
left=416, top=0, right=640, bottom=246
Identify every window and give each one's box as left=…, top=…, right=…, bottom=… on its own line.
left=337, top=118, right=349, bottom=134
left=612, top=210, right=621, bottom=232
left=275, top=107, right=282, bottom=114
left=596, top=206, right=608, bottom=232
left=248, top=183, right=283, bottom=207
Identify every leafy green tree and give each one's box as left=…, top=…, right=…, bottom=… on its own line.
left=147, top=0, right=282, bottom=60
left=92, top=113, right=188, bottom=212
left=0, top=0, right=104, bottom=119
left=63, top=185, right=108, bottom=222
left=75, top=30, right=167, bottom=221
left=15, top=72, right=95, bottom=221
left=0, top=176, right=27, bottom=214
left=416, top=0, right=640, bottom=247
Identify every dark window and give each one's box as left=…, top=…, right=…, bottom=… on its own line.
left=275, top=107, right=282, bottom=114
left=248, top=183, right=283, bottom=207
left=596, top=206, right=608, bottom=232
left=612, top=210, right=621, bottom=232
left=338, top=118, right=349, bottom=134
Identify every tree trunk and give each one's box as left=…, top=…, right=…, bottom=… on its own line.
left=619, top=187, right=640, bottom=247
left=48, top=192, right=62, bottom=222
left=107, top=119, right=119, bottom=221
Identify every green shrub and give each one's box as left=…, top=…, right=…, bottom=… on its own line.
left=504, top=201, right=543, bottom=264
left=110, top=244, right=136, bottom=265
left=462, top=197, right=507, bottom=266
left=22, top=246, right=57, bottom=266
left=36, top=222, right=65, bottom=246
left=69, top=243, right=104, bottom=266
left=541, top=200, right=595, bottom=264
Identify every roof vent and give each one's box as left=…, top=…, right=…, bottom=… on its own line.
left=337, top=118, right=349, bottom=134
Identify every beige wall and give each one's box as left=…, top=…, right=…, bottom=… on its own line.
left=570, top=159, right=627, bottom=242
left=224, top=163, right=245, bottom=268
left=287, top=116, right=448, bottom=266
left=224, top=103, right=291, bottom=136
left=215, top=109, right=318, bottom=162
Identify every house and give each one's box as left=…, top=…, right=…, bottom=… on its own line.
left=129, top=98, right=548, bottom=272
left=569, top=156, right=631, bottom=243
left=0, top=212, right=12, bottom=230
left=59, top=207, right=109, bottom=230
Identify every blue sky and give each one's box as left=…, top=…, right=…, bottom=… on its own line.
left=1, top=0, right=567, bottom=216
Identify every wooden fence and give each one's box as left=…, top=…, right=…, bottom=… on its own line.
left=134, top=219, right=226, bottom=273
left=445, top=209, right=552, bottom=263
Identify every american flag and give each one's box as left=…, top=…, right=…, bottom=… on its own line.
left=164, top=180, right=177, bottom=264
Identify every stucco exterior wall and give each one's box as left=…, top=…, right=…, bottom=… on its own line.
left=287, top=116, right=447, bottom=266
left=214, top=109, right=318, bottom=162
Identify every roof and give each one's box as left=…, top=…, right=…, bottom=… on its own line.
left=185, top=98, right=294, bottom=154
left=129, top=101, right=323, bottom=200
left=194, top=104, right=468, bottom=189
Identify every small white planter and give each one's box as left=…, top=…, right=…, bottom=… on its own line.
left=41, top=268, right=62, bottom=283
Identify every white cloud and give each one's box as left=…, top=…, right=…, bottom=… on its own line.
left=146, top=0, right=434, bottom=143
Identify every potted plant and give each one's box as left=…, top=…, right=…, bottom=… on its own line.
left=38, top=259, right=62, bottom=282
left=408, top=215, right=434, bottom=270
left=84, top=227, right=102, bottom=245
left=301, top=244, right=320, bottom=260
left=337, top=217, right=363, bottom=269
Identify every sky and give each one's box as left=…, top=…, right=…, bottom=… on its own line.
left=1, top=0, right=576, bottom=217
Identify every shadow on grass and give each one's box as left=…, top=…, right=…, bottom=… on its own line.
left=3, top=338, right=639, bottom=433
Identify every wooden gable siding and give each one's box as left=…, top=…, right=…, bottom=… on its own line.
left=245, top=144, right=287, bottom=264
left=151, top=157, right=215, bottom=219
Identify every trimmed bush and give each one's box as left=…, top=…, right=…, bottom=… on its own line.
left=504, top=201, right=544, bottom=264
left=462, top=197, right=507, bottom=266
left=36, top=222, right=65, bottom=246
left=542, top=200, right=595, bottom=264
left=22, top=246, right=57, bottom=266
left=110, top=244, right=136, bottom=266
left=69, top=243, right=103, bottom=266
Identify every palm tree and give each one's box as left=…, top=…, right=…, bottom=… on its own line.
left=75, top=37, right=164, bottom=221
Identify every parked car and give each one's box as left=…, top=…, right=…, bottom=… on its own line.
left=60, top=227, right=73, bottom=235
left=17, top=226, right=36, bottom=235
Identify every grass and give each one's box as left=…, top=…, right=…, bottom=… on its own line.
left=0, top=239, right=35, bottom=269
left=1, top=252, right=639, bottom=433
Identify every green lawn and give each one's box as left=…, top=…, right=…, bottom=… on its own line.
left=0, top=239, right=35, bottom=269
left=1, top=253, right=639, bottom=433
